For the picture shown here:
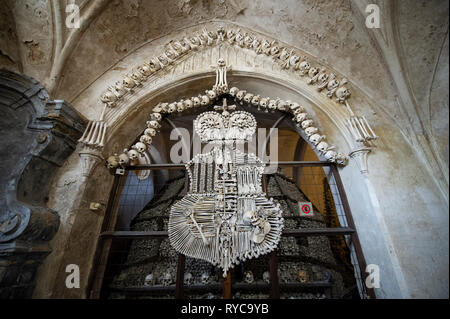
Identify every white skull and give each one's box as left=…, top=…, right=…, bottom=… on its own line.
left=207, top=90, right=217, bottom=99
left=243, top=210, right=257, bottom=226
left=184, top=273, right=194, bottom=286
left=327, top=79, right=340, bottom=90
left=263, top=271, right=270, bottom=284
left=144, top=273, right=155, bottom=286
left=236, top=90, right=247, bottom=100
left=168, top=103, right=177, bottom=113
left=192, top=96, right=201, bottom=106
left=309, top=133, right=325, bottom=145
left=184, top=99, right=193, bottom=108
left=201, top=95, right=210, bottom=106
left=106, top=155, right=119, bottom=169
left=148, top=58, right=161, bottom=71
left=290, top=55, right=300, bottom=66
left=127, top=149, right=139, bottom=161
left=134, top=142, right=147, bottom=153
left=293, top=105, right=305, bottom=114
left=243, top=93, right=254, bottom=103
left=277, top=100, right=287, bottom=111
left=295, top=113, right=308, bottom=123
left=251, top=95, right=260, bottom=106
left=324, top=150, right=337, bottom=162
left=139, top=63, right=152, bottom=76
left=201, top=273, right=210, bottom=284
left=160, top=103, right=169, bottom=113
left=140, top=135, right=152, bottom=144
left=308, top=67, right=319, bottom=77
left=301, top=119, right=314, bottom=129
left=147, top=120, right=161, bottom=129
left=335, top=86, right=351, bottom=103
left=145, top=128, right=156, bottom=136
left=123, top=76, right=136, bottom=89
left=318, top=73, right=329, bottom=84
left=336, top=153, right=348, bottom=165
left=305, top=126, right=319, bottom=136
left=176, top=101, right=185, bottom=112
left=244, top=271, right=254, bottom=284
left=229, top=87, right=239, bottom=97
left=259, top=97, right=269, bottom=108
left=268, top=99, right=277, bottom=110
left=299, top=61, right=310, bottom=74
left=118, top=153, right=130, bottom=166
left=150, top=113, right=162, bottom=121
left=100, top=91, right=117, bottom=106
left=317, top=141, right=329, bottom=153
left=160, top=271, right=172, bottom=286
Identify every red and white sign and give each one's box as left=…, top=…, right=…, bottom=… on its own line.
left=298, top=202, right=313, bottom=216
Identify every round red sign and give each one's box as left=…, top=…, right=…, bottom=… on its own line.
left=301, top=204, right=311, bottom=214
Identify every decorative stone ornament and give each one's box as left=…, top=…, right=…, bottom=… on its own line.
left=168, top=99, right=284, bottom=277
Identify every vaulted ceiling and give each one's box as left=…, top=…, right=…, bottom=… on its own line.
left=0, top=0, right=448, bottom=189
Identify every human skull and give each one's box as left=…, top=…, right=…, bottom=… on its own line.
left=168, top=103, right=177, bottom=113
left=140, top=135, right=152, bottom=144
left=305, top=126, right=319, bottom=136
left=309, top=133, right=325, bottom=145
left=127, top=149, right=139, bottom=161
left=316, top=141, right=329, bottom=153
left=324, top=150, right=337, bottom=162
left=192, top=96, right=201, bottom=106
left=144, top=273, right=155, bottom=286
left=268, top=99, right=277, bottom=110
left=318, top=73, right=329, bottom=84
left=148, top=58, right=161, bottom=71
left=259, top=97, right=269, bottom=108
left=292, top=103, right=304, bottom=113
left=335, top=86, right=351, bottom=103
left=206, top=90, right=217, bottom=100
left=118, top=152, right=130, bottom=166
left=176, top=101, right=185, bottom=112
left=252, top=38, right=261, bottom=50
left=243, top=210, right=257, bottom=225
left=298, top=61, right=310, bottom=74
left=295, top=113, right=308, bottom=123
left=100, top=91, right=117, bottom=106
left=160, top=271, right=172, bottom=286
left=270, top=45, right=279, bottom=56
left=147, top=120, right=161, bottom=129
left=251, top=95, right=260, bottom=106
left=145, top=128, right=157, bottom=136
left=160, top=102, right=169, bottom=113
left=277, top=100, right=287, bottom=111
left=184, top=273, right=194, bottom=286
left=336, top=153, right=348, bottom=165
left=134, top=142, right=147, bottom=153
left=236, top=90, right=247, bottom=100
left=106, top=155, right=119, bottom=169
left=184, top=99, right=194, bottom=109
left=201, top=272, right=210, bottom=285
left=123, top=76, right=136, bottom=89
left=308, top=67, right=319, bottom=78
left=150, top=112, right=162, bottom=121
left=290, top=55, right=300, bottom=66
left=244, top=271, right=254, bottom=284
left=158, top=54, right=169, bottom=66
left=243, top=93, right=254, bottom=103
left=301, top=119, right=314, bottom=129
left=297, top=270, right=308, bottom=283
left=327, top=79, right=340, bottom=90
left=200, top=95, right=210, bottom=106
left=131, top=70, right=144, bottom=84
left=263, top=271, right=270, bottom=284
left=229, top=87, right=239, bottom=97
left=138, top=63, right=152, bottom=77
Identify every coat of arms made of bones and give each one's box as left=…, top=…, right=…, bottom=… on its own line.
left=168, top=98, right=284, bottom=277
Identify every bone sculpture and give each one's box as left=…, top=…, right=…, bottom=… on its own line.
left=168, top=99, right=284, bottom=277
